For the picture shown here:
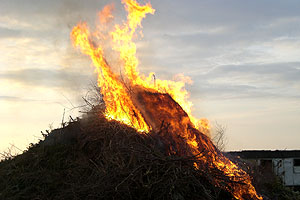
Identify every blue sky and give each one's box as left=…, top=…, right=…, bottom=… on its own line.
left=0, top=0, right=300, bottom=152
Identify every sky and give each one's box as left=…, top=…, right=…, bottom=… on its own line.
left=0, top=0, right=300, bottom=153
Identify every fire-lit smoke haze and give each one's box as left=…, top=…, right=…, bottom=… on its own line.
left=1, top=0, right=300, bottom=154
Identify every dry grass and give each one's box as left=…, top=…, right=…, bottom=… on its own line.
left=0, top=109, right=236, bottom=200
left=1, top=108, right=298, bottom=199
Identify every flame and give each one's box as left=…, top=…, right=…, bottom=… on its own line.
left=70, top=1, right=262, bottom=199
left=71, top=22, right=149, bottom=132
left=98, top=4, right=114, bottom=24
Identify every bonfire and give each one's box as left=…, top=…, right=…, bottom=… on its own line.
left=70, top=0, right=262, bottom=199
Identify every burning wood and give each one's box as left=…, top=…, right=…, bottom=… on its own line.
left=70, top=0, right=262, bottom=199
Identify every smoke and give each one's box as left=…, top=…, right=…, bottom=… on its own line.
left=50, top=0, right=113, bottom=105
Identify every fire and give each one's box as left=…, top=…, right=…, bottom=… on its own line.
left=71, top=22, right=149, bottom=132
left=70, top=0, right=263, bottom=199
left=98, top=4, right=114, bottom=24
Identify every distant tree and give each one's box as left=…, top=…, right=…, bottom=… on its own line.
left=212, top=122, right=227, bottom=152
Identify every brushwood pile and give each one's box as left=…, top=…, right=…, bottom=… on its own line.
left=1, top=107, right=299, bottom=200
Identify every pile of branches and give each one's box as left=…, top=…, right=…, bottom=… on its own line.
left=0, top=108, right=235, bottom=200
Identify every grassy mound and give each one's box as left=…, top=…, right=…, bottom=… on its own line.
left=1, top=109, right=299, bottom=199
left=0, top=111, right=233, bottom=200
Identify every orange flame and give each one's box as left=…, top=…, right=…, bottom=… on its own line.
left=71, top=0, right=202, bottom=133
left=98, top=4, right=114, bottom=24
left=70, top=1, right=262, bottom=199
left=71, top=22, right=149, bottom=132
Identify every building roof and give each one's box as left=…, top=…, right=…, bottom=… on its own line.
left=227, top=150, right=300, bottom=159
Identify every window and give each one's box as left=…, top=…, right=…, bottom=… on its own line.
left=260, top=159, right=272, bottom=172
left=294, top=159, right=300, bottom=166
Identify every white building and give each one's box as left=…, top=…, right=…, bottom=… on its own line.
left=228, top=150, right=300, bottom=186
